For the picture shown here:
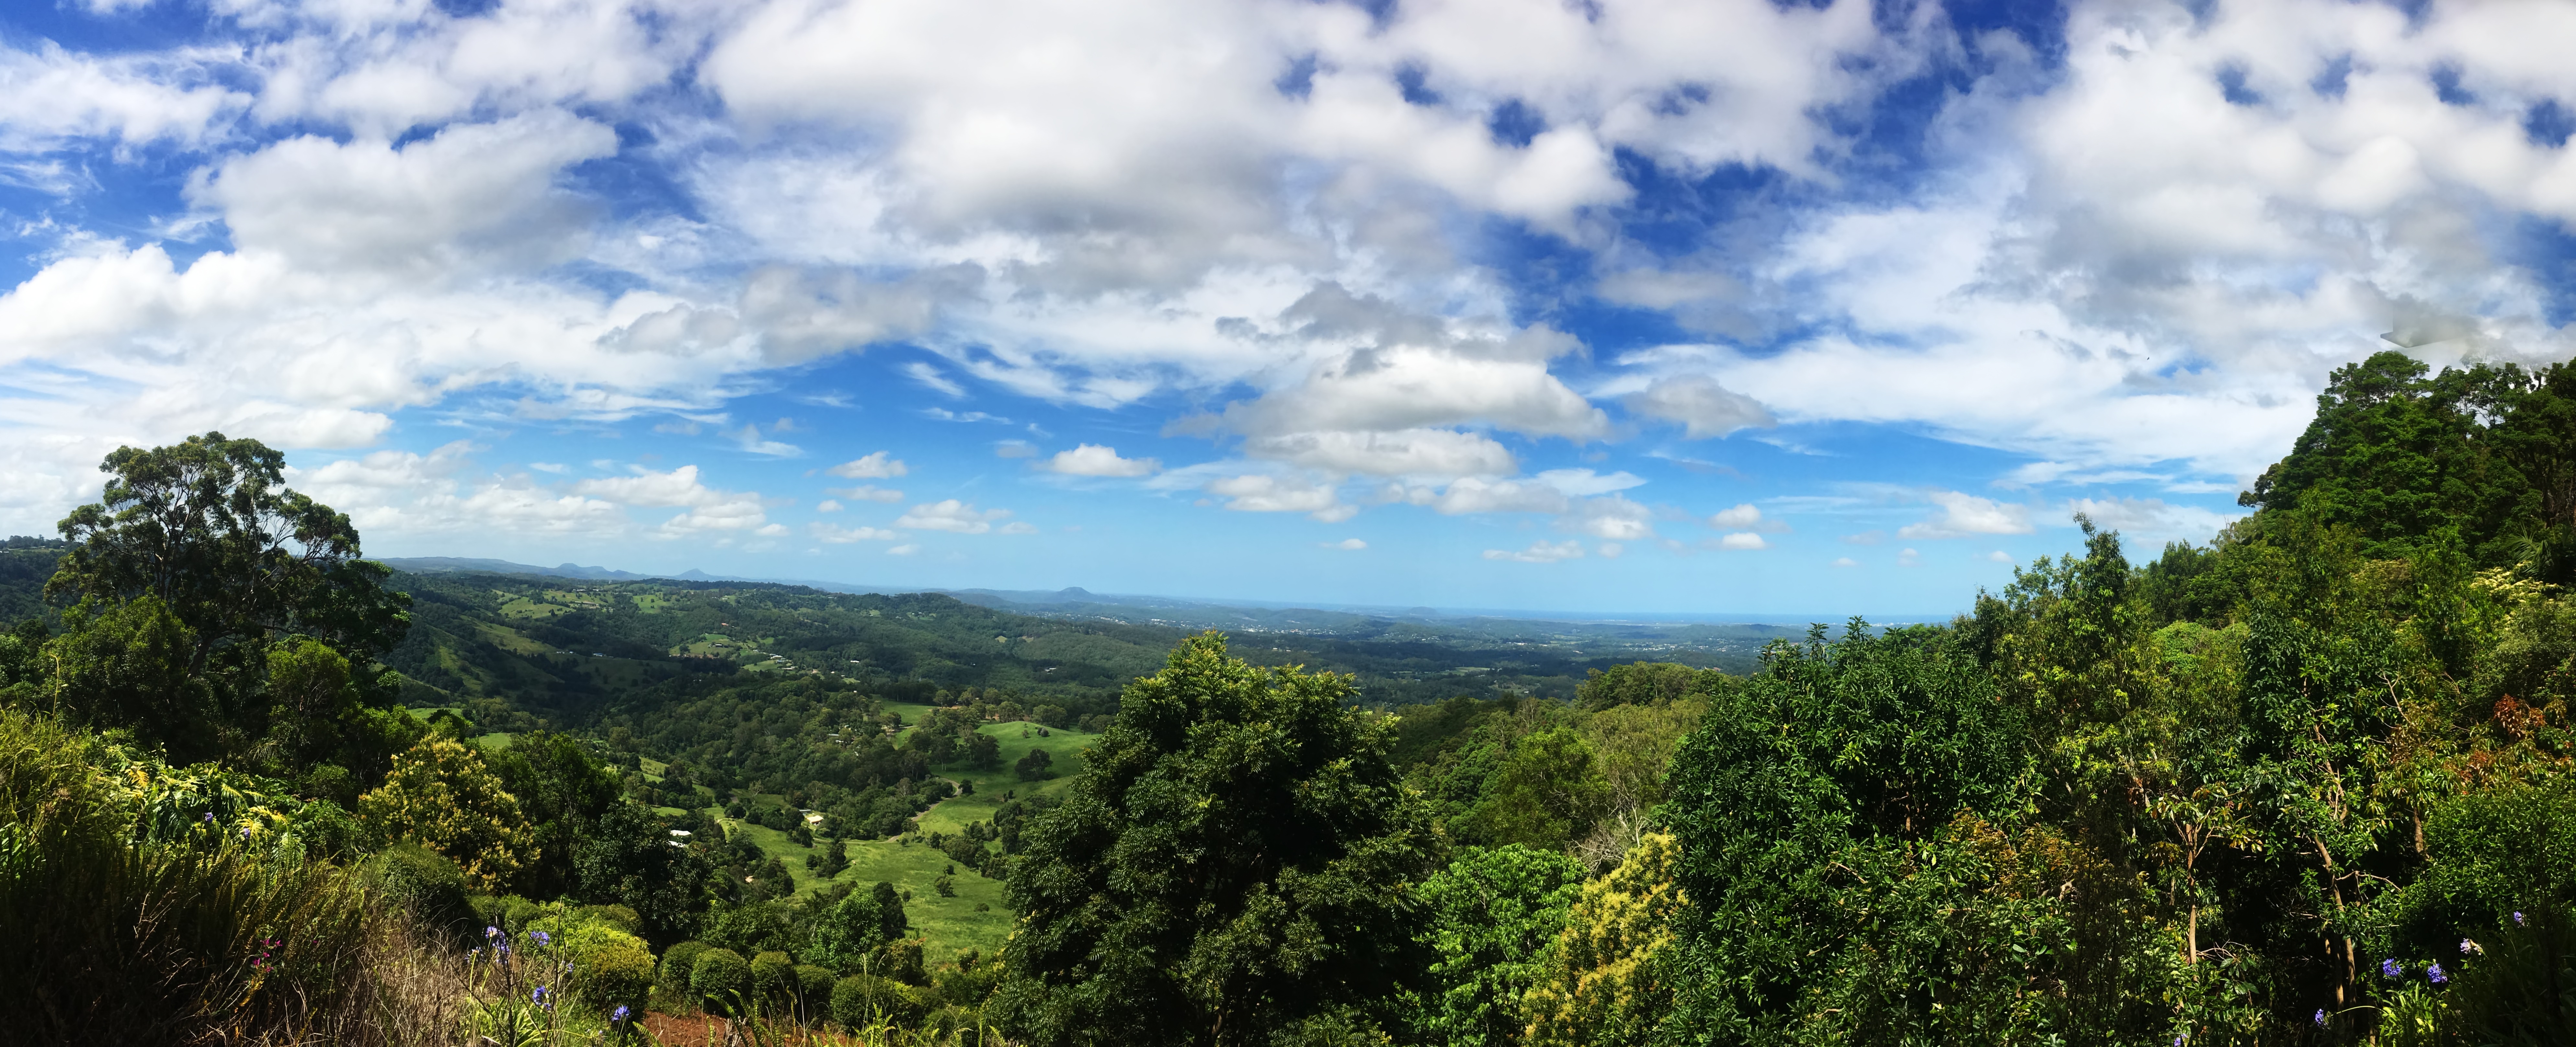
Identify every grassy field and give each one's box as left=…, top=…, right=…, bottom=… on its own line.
left=704, top=706, right=1106, bottom=960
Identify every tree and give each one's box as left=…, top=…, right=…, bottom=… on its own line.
left=358, top=737, right=537, bottom=889
left=1466, top=727, right=1611, bottom=853
left=990, top=633, right=1439, bottom=1046
left=488, top=731, right=625, bottom=898
left=1416, top=846, right=1586, bottom=1047
left=45, top=432, right=410, bottom=756
left=1014, top=746, right=1054, bottom=781
left=573, top=800, right=713, bottom=948
left=1524, top=833, right=1685, bottom=1047
left=965, top=731, right=1003, bottom=771
left=42, top=595, right=216, bottom=758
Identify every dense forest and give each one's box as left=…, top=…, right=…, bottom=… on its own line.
left=16, top=349, right=2576, bottom=1043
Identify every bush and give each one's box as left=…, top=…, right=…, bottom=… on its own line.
left=660, top=939, right=712, bottom=995
left=794, top=964, right=837, bottom=1022
left=567, top=924, right=655, bottom=1013
left=373, top=841, right=472, bottom=935
left=692, top=947, right=751, bottom=1015
left=751, top=949, right=795, bottom=1005
left=1013, top=747, right=1053, bottom=781
left=833, top=972, right=928, bottom=1029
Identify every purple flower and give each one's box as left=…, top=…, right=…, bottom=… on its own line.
left=2381, top=958, right=2401, bottom=979
left=486, top=925, right=502, bottom=939
left=201, top=812, right=214, bottom=823
left=2463, top=938, right=2483, bottom=956
left=2429, top=962, right=2448, bottom=985
left=2314, top=1008, right=2327, bottom=1027
left=531, top=985, right=550, bottom=1007
left=610, top=1005, right=630, bottom=1024
left=529, top=930, right=550, bottom=947
left=2515, top=911, right=2528, bottom=926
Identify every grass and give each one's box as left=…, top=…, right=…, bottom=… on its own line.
left=702, top=708, right=1105, bottom=961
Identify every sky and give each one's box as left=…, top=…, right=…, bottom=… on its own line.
left=3, top=0, right=2575, bottom=616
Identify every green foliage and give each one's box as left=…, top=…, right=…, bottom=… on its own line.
left=47, top=432, right=410, bottom=762
left=373, top=840, right=473, bottom=933
left=1465, top=727, right=1611, bottom=853
left=1524, top=833, right=1683, bottom=1047
left=1664, top=620, right=2047, bottom=1039
left=1013, top=745, right=1054, bottom=781
left=835, top=971, right=929, bottom=1028
left=1415, top=845, right=1586, bottom=1047
left=991, top=633, right=1439, bottom=1047
left=0, top=707, right=382, bottom=1042
left=357, top=735, right=536, bottom=889
left=564, top=921, right=656, bottom=1013
left=691, top=946, right=752, bottom=1015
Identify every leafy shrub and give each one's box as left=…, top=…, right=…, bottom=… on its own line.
left=357, top=736, right=536, bottom=889
left=834, top=972, right=928, bottom=1029
left=0, top=708, right=382, bottom=1042
left=1013, top=746, right=1053, bottom=781
left=659, top=939, right=712, bottom=996
left=691, top=947, right=751, bottom=1014
left=373, top=840, right=472, bottom=935
left=793, top=963, right=837, bottom=1022
left=751, top=949, right=795, bottom=1004
left=566, top=923, right=656, bottom=1013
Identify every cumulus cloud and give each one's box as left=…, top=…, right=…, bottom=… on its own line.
left=1560, top=495, right=1655, bottom=541
left=2066, top=497, right=2242, bottom=543
left=1322, top=538, right=1366, bottom=550
left=1718, top=532, right=1769, bottom=550
left=1203, top=474, right=1352, bottom=522
left=1832, top=556, right=1859, bottom=567
left=825, top=485, right=904, bottom=502
left=812, top=522, right=902, bottom=543
left=570, top=465, right=772, bottom=536
left=1624, top=374, right=1776, bottom=438
left=1485, top=539, right=1587, bottom=563
left=1710, top=503, right=1789, bottom=533
left=895, top=499, right=1014, bottom=534
left=1898, top=490, right=2035, bottom=539
left=1043, top=443, right=1160, bottom=477
left=827, top=452, right=907, bottom=479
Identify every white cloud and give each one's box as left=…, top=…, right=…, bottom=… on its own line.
left=1987, top=550, right=2014, bottom=564
left=1484, top=539, right=1586, bottom=563
left=1203, top=474, right=1349, bottom=522
left=827, top=452, right=907, bottom=479
left=887, top=543, right=920, bottom=556
left=1898, top=490, right=2035, bottom=539
left=1710, top=502, right=1790, bottom=533
left=1831, top=556, right=1859, bottom=568
left=1561, top=495, right=1655, bottom=541
left=2066, top=497, right=2243, bottom=544
left=1426, top=476, right=1569, bottom=515
left=1322, top=538, right=1366, bottom=550
left=815, top=499, right=843, bottom=512
left=995, top=440, right=1040, bottom=458
left=1243, top=428, right=1519, bottom=481
left=1624, top=374, right=1775, bottom=438
left=1898, top=547, right=1921, bottom=568
left=1718, top=532, right=1768, bottom=550
left=895, top=499, right=1013, bottom=534
left=812, top=522, right=902, bottom=543
left=999, top=521, right=1039, bottom=534
left=1043, top=443, right=1160, bottom=477
left=565, top=464, right=772, bottom=536
left=826, top=485, right=904, bottom=503
left=1598, top=542, right=1624, bottom=558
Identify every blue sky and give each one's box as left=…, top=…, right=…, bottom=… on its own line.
left=3, top=0, right=2575, bottom=615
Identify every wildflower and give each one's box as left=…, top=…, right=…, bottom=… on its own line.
left=2428, top=962, right=2448, bottom=985
left=610, top=1005, right=631, bottom=1024
left=2515, top=911, right=2528, bottom=926
left=2314, top=1009, right=2327, bottom=1027
left=531, top=985, right=551, bottom=1008
left=201, top=812, right=214, bottom=823
left=529, top=930, right=550, bottom=947
left=2381, top=958, right=2401, bottom=979
left=486, top=925, right=502, bottom=939
left=2463, top=938, right=2484, bottom=956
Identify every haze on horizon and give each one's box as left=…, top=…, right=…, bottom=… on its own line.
left=4, top=0, right=2574, bottom=614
